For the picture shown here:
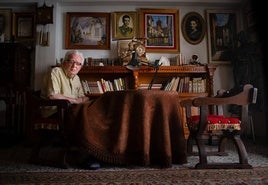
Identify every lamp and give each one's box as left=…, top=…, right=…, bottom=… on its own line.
left=126, top=51, right=139, bottom=70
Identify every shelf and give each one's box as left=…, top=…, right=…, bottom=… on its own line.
left=80, top=65, right=209, bottom=74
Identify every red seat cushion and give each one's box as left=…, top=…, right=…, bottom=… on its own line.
left=187, top=114, right=241, bottom=132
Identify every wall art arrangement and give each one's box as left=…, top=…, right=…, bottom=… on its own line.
left=65, top=12, right=110, bottom=49
left=112, top=11, right=137, bottom=40
left=0, top=9, right=12, bottom=42
left=206, top=9, right=238, bottom=64
left=181, top=12, right=205, bottom=45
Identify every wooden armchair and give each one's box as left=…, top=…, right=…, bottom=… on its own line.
left=26, top=90, right=71, bottom=168
left=180, top=84, right=257, bottom=169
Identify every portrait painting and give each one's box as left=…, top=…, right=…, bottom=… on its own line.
left=182, top=12, right=205, bottom=45
left=0, top=9, right=12, bottom=42
left=65, top=12, right=110, bottom=49
left=113, top=12, right=137, bottom=40
left=206, top=9, right=239, bottom=64
left=139, top=8, right=179, bottom=53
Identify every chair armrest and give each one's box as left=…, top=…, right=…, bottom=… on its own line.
left=180, top=98, right=194, bottom=107
left=29, top=90, right=71, bottom=109
left=39, top=99, right=71, bottom=109
left=193, top=84, right=254, bottom=107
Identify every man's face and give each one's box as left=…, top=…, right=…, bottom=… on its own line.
left=63, top=54, right=83, bottom=78
left=123, top=18, right=130, bottom=26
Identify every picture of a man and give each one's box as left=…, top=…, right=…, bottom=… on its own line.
left=118, top=14, right=133, bottom=37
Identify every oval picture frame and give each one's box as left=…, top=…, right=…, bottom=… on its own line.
left=182, top=12, right=205, bottom=45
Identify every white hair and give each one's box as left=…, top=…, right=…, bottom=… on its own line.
left=64, top=50, right=85, bottom=65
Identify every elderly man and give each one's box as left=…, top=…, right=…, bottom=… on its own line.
left=41, top=50, right=89, bottom=117
left=40, top=50, right=100, bottom=170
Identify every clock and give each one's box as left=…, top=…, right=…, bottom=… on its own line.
left=37, top=3, right=53, bottom=25
left=136, top=44, right=145, bottom=57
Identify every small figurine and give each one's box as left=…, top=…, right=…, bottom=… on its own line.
left=189, top=54, right=203, bottom=65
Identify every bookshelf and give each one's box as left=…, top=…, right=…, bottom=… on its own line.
left=78, top=64, right=217, bottom=138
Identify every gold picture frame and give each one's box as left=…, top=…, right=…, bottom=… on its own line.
left=139, top=8, right=179, bottom=53
left=13, top=12, right=36, bottom=41
left=112, top=11, right=137, bottom=40
left=0, top=9, right=12, bottom=42
left=181, top=12, right=205, bottom=45
left=65, top=12, right=110, bottom=50
left=206, top=9, right=239, bottom=64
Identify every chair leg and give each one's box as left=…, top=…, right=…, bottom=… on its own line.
left=217, top=136, right=228, bottom=156
left=29, top=131, right=46, bottom=164
left=60, top=139, right=71, bottom=169
left=187, top=134, right=195, bottom=155
left=195, top=132, right=252, bottom=169
left=233, top=134, right=252, bottom=167
left=30, top=130, right=70, bottom=169
left=195, top=134, right=208, bottom=168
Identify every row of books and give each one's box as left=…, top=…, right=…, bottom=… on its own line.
left=138, top=83, right=162, bottom=90
left=163, top=76, right=206, bottom=93
left=82, top=78, right=126, bottom=94
left=169, top=54, right=190, bottom=66
left=82, top=76, right=206, bottom=94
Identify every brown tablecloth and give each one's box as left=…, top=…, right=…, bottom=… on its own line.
left=65, top=90, right=187, bottom=167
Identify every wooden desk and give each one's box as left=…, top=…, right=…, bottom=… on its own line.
left=66, top=90, right=187, bottom=167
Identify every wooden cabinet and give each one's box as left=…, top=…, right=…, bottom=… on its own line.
left=79, top=65, right=217, bottom=138
left=0, top=43, right=32, bottom=88
left=0, top=43, right=32, bottom=143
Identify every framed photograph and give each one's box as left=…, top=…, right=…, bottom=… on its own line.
left=117, top=40, right=132, bottom=65
left=0, top=9, right=12, bottom=42
left=181, top=12, right=205, bottom=45
left=206, top=9, right=239, bottom=64
left=139, top=8, right=179, bottom=53
left=65, top=12, right=110, bottom=50
left=13, top=12, right=36, bottom=41
left=113, top=11, right=137, bottom=40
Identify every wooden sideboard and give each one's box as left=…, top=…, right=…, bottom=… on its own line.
left=78, top=65, right=217, bottom=138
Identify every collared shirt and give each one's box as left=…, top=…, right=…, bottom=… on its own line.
left=40, top=66, right=85, bottom=117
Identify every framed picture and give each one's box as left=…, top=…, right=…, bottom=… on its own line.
left=117, top=40, right=132, bottom=65
left=65, top=12, right=110, bottom=50
left=246, top=11, right=256, bottom=29
left=0, top=9, right=12, bottom=42
left=36, top=3, right=53, bottom=25
left=139, top=8, right=179, bottom=53
left=13, top=12, right=36, bottom=41
left=181, top=12, right=205, bottom=45
left=206, top=9, right=239, bottom=64
left=112, top=11, right=137, bottom=40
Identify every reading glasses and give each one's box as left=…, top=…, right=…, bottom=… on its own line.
left=66, top=59, right=83, bottom=66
